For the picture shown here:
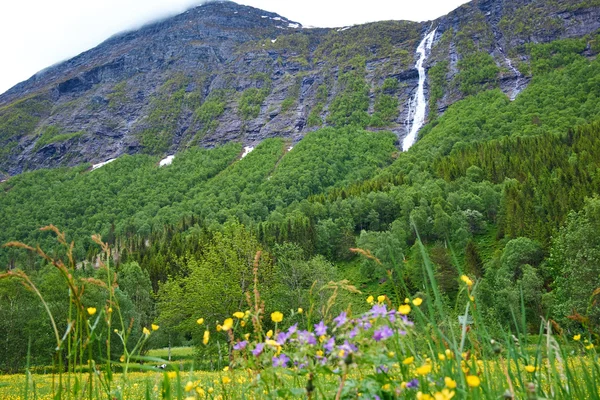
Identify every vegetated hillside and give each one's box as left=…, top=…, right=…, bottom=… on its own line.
left=1, top=0, right=600, bottom=178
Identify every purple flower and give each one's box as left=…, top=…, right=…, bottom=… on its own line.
left=272, top=353, right=290, bottom=367
left=349, top=327, right=359, bottom=338
left=376, top=365, right=389, bottom=373
left=252, top=343, right=265, bottom=356
left=401, top=315, right=414, bottom=327
left=287, top=323, right=298, bottom=335
left=406, top=379, right=419, bottom=389
left=339, top=340, right=357, bottom=354
left=358, top=320, right=372, bottom=330
left=324, top=337, right=335, bottom=353
left=314, top=320, right=327, bottom=336
left=373, top=325, right=394, bottom=342
left=276, top=331, right=289, bottom=345
left=333, top=312, right=347, bottom=328
left=371, top=304, right=388, bottom=318
left=233, top=340, right=248, bottom=350
left=297, top=330, right=317, bottom=345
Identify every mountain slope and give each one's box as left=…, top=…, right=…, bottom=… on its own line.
left=1, top=0, right=599, bottom=178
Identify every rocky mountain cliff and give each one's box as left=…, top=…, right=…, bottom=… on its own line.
left=1, top=0, right=599, bottom=177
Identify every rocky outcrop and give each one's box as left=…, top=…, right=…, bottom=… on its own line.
left=0, top=0, right=599, bottom=175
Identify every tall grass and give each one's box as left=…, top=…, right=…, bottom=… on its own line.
left=1, top=226, right=599, bottom=399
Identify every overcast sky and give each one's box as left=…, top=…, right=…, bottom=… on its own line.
left=0, top=0, right=470, bottom=95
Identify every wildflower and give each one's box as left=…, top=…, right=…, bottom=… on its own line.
left=244, top=333, right=250, bottom=340
left=333, top=311, right=348, bottom=327
left=324, top=337, right=335, bottom=353
left=445, top=377, right=457, bottom=389
left=185, top=381, right=195, bottom=391
left=87, top=307, right=97, bottom=316
left=276, top=331, right=289, bottom=345
left=271, top=311, right=283, bottom=323
left=434, top=389, right=455, bottom=400
left=241, top=321, right=246, bottom=327
left=339, top=340, right=358, bottom=354
left=120, top=355, right=125, bottom=362
left=297, top=330, right=317, bottom=345
left=223, top=366, right=229, bottom=372
left=402, top=356, right=414, bottom=365
left=460, top=275, right=473, bottom=288
left=203, top=329, right=210, bottom=345
left=216, top=324, right=222, bottom=332
left=371, top=304, right=388, bottom=317
left=314, top=320, right=327, bottom=336
left=466, top=375, right=481, bottom=387
left=233, top=311, right=244, bottom=319
left=298, top=307, right=303, bottom=314
left=143, top=327, right=151, bottom=335
left=287, top=323, right=298, bottom=335
left=272, top=353, right=290, bottom=367
left=586, top=343, right=595, bottom=350
left=388, top=351, right=395, bottom=357
left=398, top=304, right=411, bottom=315
left=233, top=341, right=248, bottom=350
left=445, top=349, right=453, bottom=358
left=382, top=383, right=391, bottom=391
left=108, top=307, right=113, bottom=313
left=252, top=343, right=265, bottom=356
left=222, top=376, right=231, bottom=384
left=197, top=318, right=204, bottom=325
left=316, top=350, right=324, bottom=357
left=196, top=387, right=205, bottom=396
left=377, top=295, right=386, bottom=304
left=406, top=379, right=419, bottom=388
left=367, top=295, right=375, bottom=304
left=266, top=330, right=273, bottom=338
left=525, top=365, right=536, bottom=373
left=167, top=371, right=177, bottom=379
left=413, top=297, right=423, bottom=306
left=185, top=397, right=195, bottom=400
left=208, top=387, right=214, bottom=394
left=151, top=324, right=159, bottom=331
left=221, top=318, right=233, bottom=331
left=349, top=326, right=359, bottom=338
left=417, top=392, right=433, bottom=400
left=574, top=334, right=581, bottom=341
left=438, top=353, right=446, bottom=361
left=404, top=298, right=410, bottom=303
left=373, top=325, right=394, bottom=342
left=416, top=364, right=432, bottom=375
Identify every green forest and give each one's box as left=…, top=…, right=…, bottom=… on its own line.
left=2, top=32, right=600, bottom=377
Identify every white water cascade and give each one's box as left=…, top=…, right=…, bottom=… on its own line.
left=402, top=29, right=437, bottom=151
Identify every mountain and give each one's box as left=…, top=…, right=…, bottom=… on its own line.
left=1, top=0, right=599, bottom=178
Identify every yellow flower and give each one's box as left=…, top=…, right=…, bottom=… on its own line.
left=298, top=307, right=303, bottom=314
left=404, top=297, right=410, bottom=303
left=185, top=381, right=195, bottom=392
left=222, top=376, right=231, bottom=384
left=240, top=321, right=246, bottom=327
left=382, top=384, right=391, bottom=391
left=271, top=311, right=283, bottom=323
left=402, top=356, right=414, bottom=365
left=401, top=382, right=408, bottom=389
left=120, top=355, right=125, bottom=362
left=388, top=351, right=395, bottom=357
left=196, top=387, right=205, bottom=396
left=338, top=349, right=346, bottom=358
left=460, top=275, right=473, bottom=287
left=143, top=327, right=151, bottom=335
left=244, top=333, right=250, bottom=340
left=196, top=318, right=204, bottom=325
left=203, top=329, right=210, bottom=345
left=444, top=377, right=457, bottom=389
left=366, top=295, right=374, bottom=304
left=416, top=364, right=432, bottom=375
left=208, top=387, right=214, bottom=394
left=586, top=343, right=595, bottom=350
left=466, top=375, right=481, bottom=387
left=377, top=295, right=386, bottom=304
left=216, top=324, right=222, bottom=332
left=151, top=324, right=159, bottom=331
left=167, top=371, right=177, bottom=379
left=233, top=311, right=244, bottom=319
left=221, top=318, right=234, bottom=331
left=434, top=389, right=455, bottom=400
left=438, top=353, right=446, bottom=361
left=525, top=365, right=536, bottom=373
left=266, top=330, right=273, bottom=338
left=316, top=350, right=324, bottom=357
left=108, top=307, right=113, bottom=313
left=413, top=297, right=423, bottom=306
left=398, top=304, right=411, bottom=315
left=87, top=307, right=97, bottom=316
left=417, top=392, right=433, bottom=400
left=445, top=349, right=453, bottom=358
left=469, top=295, right=475, bottom=302
left=185, top=397, right=195, bottom=400
left=573, top=334, right=581, bottom=341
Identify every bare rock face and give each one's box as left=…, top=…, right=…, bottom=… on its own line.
left=1, top=0, right=599, bottom=176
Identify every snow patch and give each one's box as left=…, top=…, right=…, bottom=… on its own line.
left=261, top=15, right=268, bottom=18
left=288, top=23, right=300, bottom=29
left=287, top=146, right=294, bottom=152
left=92, top=158, right=116, bottom=171
left=337, top=26, right=351, bottom=32
left=159, top=155, right=175, bottom=167
left=271, top=38, right=277, bottom=43
left=272, top=17, right=282, bottom=21
left=241, top=146, right=255, bottom=159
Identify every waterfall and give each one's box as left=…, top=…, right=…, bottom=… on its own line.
left=402, top=29, right=437, bottom=151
